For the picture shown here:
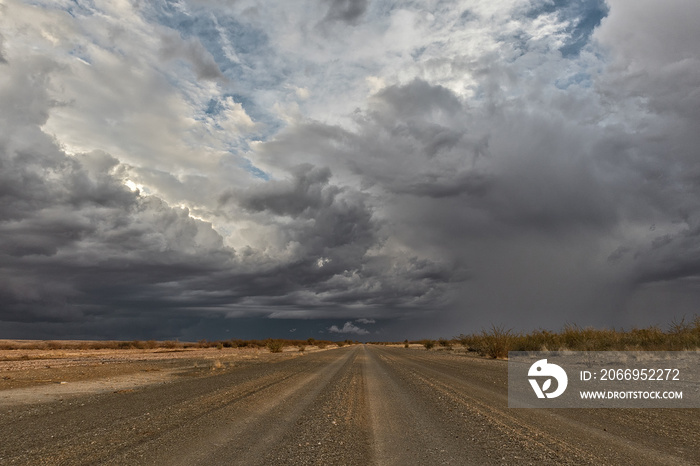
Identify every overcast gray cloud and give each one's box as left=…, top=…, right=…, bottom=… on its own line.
left=321, top=0, right=369, bottom=26
left=0, top=32, right=7, bottom=64
left=1, top=0, right=699, bottom=340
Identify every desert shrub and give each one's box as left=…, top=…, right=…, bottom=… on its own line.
left=423, top=340, right=435, bottom=350
left=480, top=325, right=513, bottom=359
left=626, top=327, right=664, bottom=349
left=454, top=334, right=482, bottom=352
left=667, top=317, right=700, bottom=350
left=450, top=315, right=700, bottom=356
left=266, top=340, right=285, bottom=353
left=404, top=339, right=409, bottom=348
left=134, top=340, right=151, bottom=349
left=438, top=338, right=452, bottom=350
left=455, top=334, right=470, bottom=348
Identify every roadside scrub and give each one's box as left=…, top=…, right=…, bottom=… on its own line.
left=390, top=315, right=700, bottom=358
left=453, top=316, right=700, bottom=357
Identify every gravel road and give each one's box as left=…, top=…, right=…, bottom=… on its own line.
left=1, top=345, right=697, bottom=465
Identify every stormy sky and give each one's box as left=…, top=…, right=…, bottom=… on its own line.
left=1, top=0, right=699, bottom=341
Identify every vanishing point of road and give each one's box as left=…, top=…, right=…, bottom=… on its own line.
left=1, top=345, right=698, bottom=465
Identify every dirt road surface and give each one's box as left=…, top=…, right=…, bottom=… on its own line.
left=1, top=345, right=697, bottom=465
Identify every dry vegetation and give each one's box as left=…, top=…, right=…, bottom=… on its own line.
left=376, top=315, right=700, bottom=359
left=6, top=317, right=699, bottom=361
left=0, top=337, right=357, bottom=352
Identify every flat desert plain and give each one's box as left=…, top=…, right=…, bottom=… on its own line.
left=1, top=343, right=698, bottom=465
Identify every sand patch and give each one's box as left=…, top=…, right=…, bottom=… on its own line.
left=0, top=369, right=176, bottom=406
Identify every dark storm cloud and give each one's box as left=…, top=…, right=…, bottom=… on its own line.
left=0, top=55, right=455, bottom=334
left=390, top=171, right=492, bottom=199
left=217, top=163, right=456, bottom=312
left=586, top=1, right=700, bottom=304
left=0, top=32, right=7, bottom=64
left=222, top=163, right=377, bottom=260
left=337, top=79, right=615, bottom=234
left=371, top=79, right=462, bottom=120
left=4, top=0, right=700, bottom=340
left=322, top=0, right=369, bottom=25
left=0, top=54, right=231, bottom=327
left=252, top=77, right=623, bottom=268
left=330, top=79, right=497, bottom=200
left=249, top=44, right=700, bottom=331
left=234, top=164, right=338, bottom=217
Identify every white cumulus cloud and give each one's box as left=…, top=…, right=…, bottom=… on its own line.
left=328, top=322, right=370, bottom=335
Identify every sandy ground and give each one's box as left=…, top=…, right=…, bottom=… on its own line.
left=0, top=343, right=326, bottom=406
left=2, top=345, right=697, bottom=465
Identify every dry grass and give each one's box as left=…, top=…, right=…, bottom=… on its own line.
left=0, top=340, right=173, bottom=351
left=266, top=340, right=285, bottom=353
left=0, top=337, right=345, bottom=352
left=452, top=315, right=700, bottom=358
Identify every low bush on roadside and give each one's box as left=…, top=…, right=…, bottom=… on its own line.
left=480, top=325, right=513, bottom=359
left=450, top=315, right=700, bottom=358
left=0, top=337, right=338, bottom=351
left=438, top=338, right=453, bottom=350
left=266, top=340, right=285, bottom=353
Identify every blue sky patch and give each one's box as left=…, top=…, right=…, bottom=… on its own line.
left=526, top=0, right=609, bottom=58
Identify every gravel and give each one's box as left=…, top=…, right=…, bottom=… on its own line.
left=0, top=346, right=697, bottom=465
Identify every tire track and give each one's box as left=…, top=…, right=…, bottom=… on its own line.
left=257, top=349, right=372, bottom=465
left=122, top=347, right=358, bottom=465
left=3, top=345, right=697, bottom=465
left=371, top=346, right=697, bottom=466
left=0, top=349, right=353, bottom=465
